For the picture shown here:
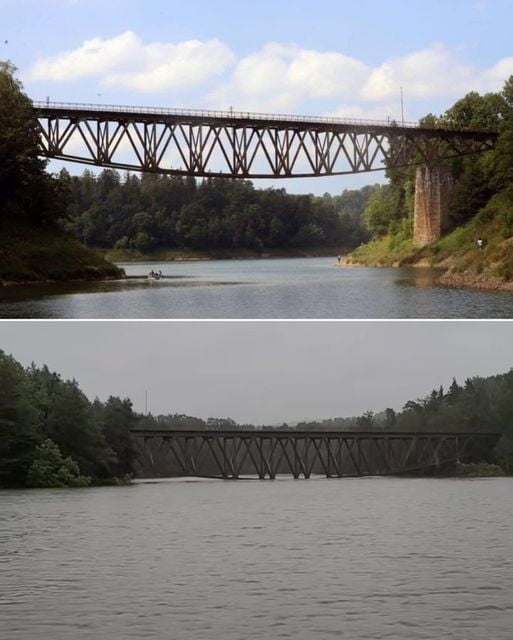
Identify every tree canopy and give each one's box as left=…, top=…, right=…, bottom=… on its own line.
left=0, top=351, right=139, bottom=487
left=60, top=169, right=372, bottom=252
left=0, top=61, right=66, bottom=226
left=360, top=76, right=513, bottom=239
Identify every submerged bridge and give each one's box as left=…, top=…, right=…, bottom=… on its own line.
left=32, top=101, right=498, bottom=247
left=131, top=429, right=500, bottom=480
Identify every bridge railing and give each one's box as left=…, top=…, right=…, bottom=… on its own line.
left=32, top=99, right=426, bottom=129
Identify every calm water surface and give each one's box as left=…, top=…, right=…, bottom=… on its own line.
left=1, top=477, right=513, bottom=640
left=1, top=257, right=513, bottom=318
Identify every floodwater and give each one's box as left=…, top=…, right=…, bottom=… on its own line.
left=1, top=257, right=513, bottom=318
left=1, top=477, right=513, bottom=640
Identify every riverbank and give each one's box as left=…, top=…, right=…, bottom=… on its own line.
left=0, top=223, right=124, bottom=285
left=347, top=194, right=513, bottom=292
left=102, top=245, right=346, bottom=263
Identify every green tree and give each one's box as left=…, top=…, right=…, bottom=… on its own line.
left=97, top=397, right=138, bottom=477
left=40, top=379, right=111, bottom=478
left=26, top=439, right=90, bottom=488
left=0, top=351, right=38, bottom=487
left=0, top=61, right=66, bottom=225
left=363, top=186, right=398, bottom=236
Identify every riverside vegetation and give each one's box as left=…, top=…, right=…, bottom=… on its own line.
left=0, top=61, right=122, bottom=284
left=1, top=349, right=513, bottom=488
left=348, top=76, right=513, bottom=291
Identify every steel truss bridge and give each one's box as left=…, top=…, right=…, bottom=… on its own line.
left=131, top=429, right=499, bottom=480
left=33, top=102, right=498, bottom=179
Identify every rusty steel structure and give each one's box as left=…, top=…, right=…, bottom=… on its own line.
left=32, top=102, right=498, bottom=179
left=131, top=429, right=500, bottom=479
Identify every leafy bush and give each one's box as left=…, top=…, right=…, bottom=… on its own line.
left=26, top=439, right=91, bottom=488
left=463, top=463, right=505, bottom=478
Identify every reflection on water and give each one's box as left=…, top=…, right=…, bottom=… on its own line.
left=1, top=257, right=512, bottom=318
left=1, top=477, right=513, bottom=640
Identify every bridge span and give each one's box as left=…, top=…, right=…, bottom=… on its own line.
left=32, top=101, right=498, bottom=247
left=34, top=101, right=496, bottom=179
left=131, top=429, right=500, bottom=480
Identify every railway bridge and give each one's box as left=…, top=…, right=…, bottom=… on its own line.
left=33, top=101, right=498, bottom=247
left=131, top=429, right=500, bottom=480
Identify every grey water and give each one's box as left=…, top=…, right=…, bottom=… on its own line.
left=1, top=477, right=513, bottom=640
left=1, top=257, right=513, bottom=318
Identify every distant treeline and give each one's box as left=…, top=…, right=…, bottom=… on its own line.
left=59, top=169, right=374, bottom=252
left=2, top=349, right=513, bottom=488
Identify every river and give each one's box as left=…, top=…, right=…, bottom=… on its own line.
left=1, top=258, right=513, bottom=318
left=1, top=477, right=512, bottom=640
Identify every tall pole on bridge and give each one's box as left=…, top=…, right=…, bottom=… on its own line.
left=400, top=86, right=405, bottom=125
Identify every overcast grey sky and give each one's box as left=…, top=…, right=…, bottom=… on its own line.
left=1, top=321, right=512, bottom=424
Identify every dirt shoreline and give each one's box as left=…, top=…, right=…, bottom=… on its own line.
left=0, top=274, right=123, bottom=288
left=437, top=271, right=513, bottom=292
left=104, top=247, right=346, bottom=263
left=345, top=258, right=513, bottom=292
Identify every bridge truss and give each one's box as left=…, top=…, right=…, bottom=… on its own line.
left=33, top=102, right=498, bottom=179
left=131, top=429, right=499, bottom=479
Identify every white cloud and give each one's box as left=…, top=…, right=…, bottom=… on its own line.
left=361, top=44, right=513, bottom=103
left=26, top=31, right=235, bottom=91
left=327, top=103, right=403, bottom=122
left=26, top=34, right=513, bottom=117
left=483, top=57, right=513, bottom=88
left=208, top=42, right=513, bottom=115
left=361, top=44, right=477, bottom=101
left=208, top=43, right=370, bottom=111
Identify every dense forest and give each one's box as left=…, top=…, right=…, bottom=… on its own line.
left=1, top=349, right=513, bottom=488
left=60, top=169, right=372, bottom=253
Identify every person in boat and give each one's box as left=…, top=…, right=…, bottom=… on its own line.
left=337, top=255, right=342, bottom=265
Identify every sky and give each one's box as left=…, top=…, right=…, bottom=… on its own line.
left=2, top=0, right=513, bottom=194
left=1, top=321, right=512, bottom=424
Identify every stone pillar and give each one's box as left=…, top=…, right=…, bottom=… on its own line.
left=413, top=165, right=453, bottom=247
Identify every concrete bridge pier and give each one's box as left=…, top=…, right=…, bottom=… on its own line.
left=413, top=165, right=454, bottom=247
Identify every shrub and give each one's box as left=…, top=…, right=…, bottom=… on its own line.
left=26, top=439, right=91, bottom=488
left=463, top=462, right=505, bottom=477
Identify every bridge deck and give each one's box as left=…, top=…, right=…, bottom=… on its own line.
left=131, top=429, right=499, bottom=439
left=33, top=101, right=496, bottom=140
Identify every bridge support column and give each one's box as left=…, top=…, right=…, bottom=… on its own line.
left=413, top=165, right=453, bottom=247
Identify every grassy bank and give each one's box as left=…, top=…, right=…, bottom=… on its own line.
left=348, top=188, right=513, bottom=291
left=0, top=223, right=124, bottom=285
left=102, top=245, right=346, bottom=263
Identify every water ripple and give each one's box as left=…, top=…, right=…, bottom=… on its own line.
left=1, top=477, right=513, bottom=639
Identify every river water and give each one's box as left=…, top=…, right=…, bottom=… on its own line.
left=1, top=477, right=512, bottom=640
left=1, top=257, right=513, bottom=318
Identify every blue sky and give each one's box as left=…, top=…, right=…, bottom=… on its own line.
left=2, top=0, right=513, bottom=193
